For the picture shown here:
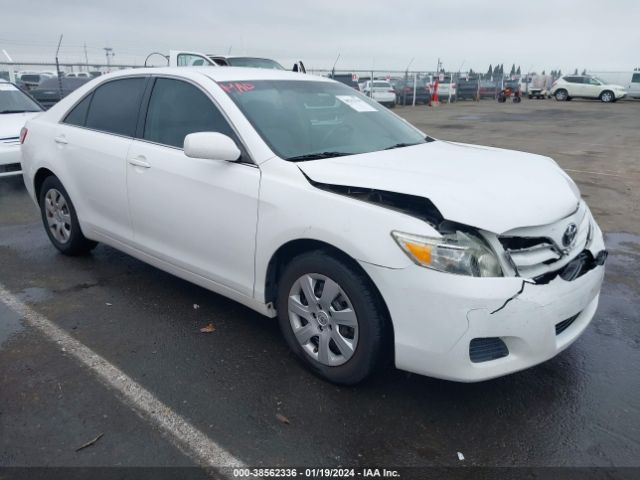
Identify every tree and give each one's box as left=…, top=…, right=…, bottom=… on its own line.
left=516, top=66, right=521, bottom=75
left=581, top=68, right=587, bottom=75
left=486, top=64, right=493, bottom=79
left=574, top=68, right=578, bottom=74
left=510, top=64, right=516, bottom=76
left=542, top=70, right=546, bottom=75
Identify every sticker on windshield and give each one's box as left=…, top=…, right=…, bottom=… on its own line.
left=336, top=95, right=377, bottom=112
left=219, top=82, right=255, bottom=94
left=0, top=84, right=18, bottom=91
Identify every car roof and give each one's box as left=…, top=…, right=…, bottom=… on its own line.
left=104, top=67, right=331, bottom=83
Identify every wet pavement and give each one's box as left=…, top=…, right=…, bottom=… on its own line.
left=1, top=100, right=639, bottom=471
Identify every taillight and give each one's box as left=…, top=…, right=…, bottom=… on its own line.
left=388, top=89, right=395, bottom=93
left=19, top=127, right=28, bottom=144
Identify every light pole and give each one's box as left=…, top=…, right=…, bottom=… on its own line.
left=104, top=47, right=115, bottom=71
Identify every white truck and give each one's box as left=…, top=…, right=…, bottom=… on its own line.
left=522, top=74, right=552, bottom=99
left=167, top=50, right=305, bottom=72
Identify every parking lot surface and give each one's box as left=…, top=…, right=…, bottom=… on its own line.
left=1, top=99, right=639, bottom=472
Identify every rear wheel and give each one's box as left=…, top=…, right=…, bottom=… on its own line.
left=276, top=251, right=387, bottom=385
left=555, top=89, right=568, bottom=101
left=39, top=176, right=97, bottom=255
left=600, top=90, right=614, bottom=103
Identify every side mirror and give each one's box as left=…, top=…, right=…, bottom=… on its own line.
left=183, top=132, right=241, bottom=162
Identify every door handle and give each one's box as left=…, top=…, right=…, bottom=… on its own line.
left=54, top=135, right=68, bottom=145
left=128, top=156, right=151, bottom=169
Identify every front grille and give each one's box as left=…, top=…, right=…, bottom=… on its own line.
left=469, top=337, right=509, bottom=363
left=555, top=313, right=580, bottom=335
left=499, top=204, right=591, bottom=278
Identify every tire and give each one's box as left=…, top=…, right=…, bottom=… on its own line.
left=513, top=96, right=521, bottom=103
left=600, top=90, right=614, bottom=103
left=554, top=89, right=568, bottom=101
left=276, top=251, right=387, bottom=385
left=39, top=176, right=97, bottom=255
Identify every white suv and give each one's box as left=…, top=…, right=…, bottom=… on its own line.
left=550, top=75, right=626, bottom=102
left=20, top=68, right=606, bottom=384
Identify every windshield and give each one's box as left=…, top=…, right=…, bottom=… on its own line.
left=220, top=80, right=427, bottom=160
left=226, top=57, right=285, bottom=70
left=0, top=84, right=42, bottom=113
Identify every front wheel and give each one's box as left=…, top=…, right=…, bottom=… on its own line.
left=554, top=89, right=568, bottom=101
left=600, top=90, right=614, bottom=103
left=39, top=176, right=97, bottom=255
left=276, top=251, right=387, bottom=385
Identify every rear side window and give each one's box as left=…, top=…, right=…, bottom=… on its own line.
left=632, top=73, right=640, bottom=83
left=85, top=78, right=145, bottom=137
left=143, top=78, right=233, bottom=148
left=63, top=94, right=92, bottom=126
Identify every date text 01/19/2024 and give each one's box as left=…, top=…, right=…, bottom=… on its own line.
left=232, top=468, right=401, bottom=478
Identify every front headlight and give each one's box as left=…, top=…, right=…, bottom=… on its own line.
left=392, top=230, right=503, bottom=277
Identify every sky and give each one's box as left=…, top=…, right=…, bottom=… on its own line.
left=1, top=0, right=638, bottom=74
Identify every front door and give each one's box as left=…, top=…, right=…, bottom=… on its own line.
left=126, top=77, right=260, bottom=297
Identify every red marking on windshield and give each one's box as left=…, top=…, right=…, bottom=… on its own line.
left=220, top=82, right=255, bottom=94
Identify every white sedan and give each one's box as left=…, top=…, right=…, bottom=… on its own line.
left=361, top=80, right=396, bottom=107
left=0, top=81, right=42, bottom=177
left=20, top=68, right=606, bottom=384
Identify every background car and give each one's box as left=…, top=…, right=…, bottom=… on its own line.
left=66, top=72, right=92, bottom=78
left=550, top=75, right=627, bottom=102
left=29, top=77, right=91, bottom=109
left=456, top=77, right=480, bottom=100
left=169, top=50, right=286, bottom=70
left=391, top=77, right=431, bottom=105
left=15, top=73, right=50, bottom=91
left=0, top=80, right=42, bottom=177
left=361, top=80, right=396, bottom=107
left=430, top=75, right=456, bottom=102
left=329, top=73, right=361, bottom=90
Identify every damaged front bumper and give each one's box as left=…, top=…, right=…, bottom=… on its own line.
left=360, top=238, right=606, bottom=382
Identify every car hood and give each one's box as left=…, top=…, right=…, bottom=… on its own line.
left=0, top=112, right=40, bottom=139
left=297, top=141, right=579, bottom=233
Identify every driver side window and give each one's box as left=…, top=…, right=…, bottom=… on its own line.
left=143, top=78, right=234, bottom=149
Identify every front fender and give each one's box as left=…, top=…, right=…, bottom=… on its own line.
left=254, top=159, right=439, bottom=301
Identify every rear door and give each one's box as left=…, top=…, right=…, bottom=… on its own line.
left=56, top=76, right=147, bottom=241
left=126, top=76, right=260, bottom=296
left=169, top=50, right=217, bottom=68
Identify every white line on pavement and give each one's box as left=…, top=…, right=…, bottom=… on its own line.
left=0, top=283, right=247, bottom=475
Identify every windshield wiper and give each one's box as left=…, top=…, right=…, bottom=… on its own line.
left=286, top=151, right=352, bottom=162
left=384, top=142, right=421, bottom=150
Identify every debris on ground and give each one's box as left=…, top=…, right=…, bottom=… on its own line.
left=457, top=452, right=465, bottom=461
left=200, top=323, right=216, bottom=333
left=75, top=433, right=104, bottom=452
left=105, top=303, right=112, bottom=307
left=276, top=413, right=290, bottom=425
left=193, top=304, right=200, bottom=310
